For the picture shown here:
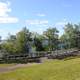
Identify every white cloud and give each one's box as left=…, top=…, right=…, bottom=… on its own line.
left=55, top=22, right=67, bottom=26
left=26, top=19, right=48, bottom=25
left=0, top=1, right=11, bottom=17
left=55, top=19, right=68, bottom=26
left=0, top=17, right=19, bottom=23
left=0, top=1, right=19, bottom=23
left=37, top=13, right=46, bottom=17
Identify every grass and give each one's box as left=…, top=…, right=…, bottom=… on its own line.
left=0, top=58, right=80, bottom=80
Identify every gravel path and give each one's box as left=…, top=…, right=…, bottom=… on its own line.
left=0, top=63, right=39, bottom=73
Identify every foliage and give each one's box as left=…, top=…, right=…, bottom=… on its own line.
left=43, top=27, right=59, bottom=51
left=32, top=33, right=45, bottom=51
left=1, top=27, right=32, bottom=54
left=34, top=36, right=44, bottom=51
left=1, top=23, right=80, bottom=55
left=60, top=23, right=80, bottom=49
left=16, top=27, right=32, bottom=53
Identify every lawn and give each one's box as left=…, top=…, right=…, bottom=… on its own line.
left=0, top=58, right=80, bottom=80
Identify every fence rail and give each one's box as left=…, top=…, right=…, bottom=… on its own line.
left=0, top=49, right=80, bottom=63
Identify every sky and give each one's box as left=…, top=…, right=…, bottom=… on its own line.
left=0, top=0, right=80, bottom=39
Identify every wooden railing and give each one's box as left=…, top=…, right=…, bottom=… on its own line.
left=0, top=48, right=79, bottom=63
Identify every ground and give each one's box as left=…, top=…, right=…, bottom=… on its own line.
left=0, top=57, right=80, bottom=80
left=0, top=63, right=38, bottom=73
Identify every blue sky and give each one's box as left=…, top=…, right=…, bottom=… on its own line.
left=0, top=0, right=80, bottom=39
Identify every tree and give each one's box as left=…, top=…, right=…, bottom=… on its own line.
left=43, top=27, right=59, bottom=51
left=7, top=34, right=16, bottom=42
left=1, top=34, right=17, bottom=54
left=1, top=42, right=18, bottom=54
left=16, top=27, right=32, bottom=53
left=0, top=36, right=2, bottom=50
left=60, top=23, right=80, bottom=49
left=74, top=24, right=80, bottom=49
left=1, top=27, right=32, bottom=54
left=31, top=32, right=45, bottom=51
left=63, top=23, right=76, bottom=48
left=33, top=34, right=45, bottom=51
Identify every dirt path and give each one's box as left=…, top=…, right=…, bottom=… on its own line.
left=0, top=63, right=40, bottom=73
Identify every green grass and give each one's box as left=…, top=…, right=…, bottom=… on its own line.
left=0, top=58, right=80, bottom=80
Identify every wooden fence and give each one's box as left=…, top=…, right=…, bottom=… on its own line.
left=0, top=49, right=80, bottom=63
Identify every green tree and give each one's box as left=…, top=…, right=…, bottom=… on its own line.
left=60, top=23, right=80, bottom=49
left=33, top=35, right=45, bottom=51
left=31, top=32, right=45, bottom=51
left=63, top=23, right=76, bottom=48
left=7, top=34, right=16, bottom=42
left=16, top=27, right=32, bottom=53
left=74, top=24, right=80, bottom=49
left=1, top=34, right=17, bottom=54
left=43, top=27, right=59, bottom=51
left=1, top=27, right=32, bottom=54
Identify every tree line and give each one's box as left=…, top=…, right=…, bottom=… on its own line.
left=0, top=23, right=80, bottom=55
